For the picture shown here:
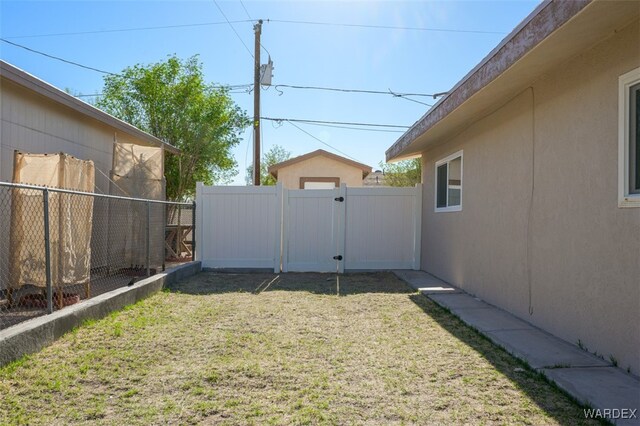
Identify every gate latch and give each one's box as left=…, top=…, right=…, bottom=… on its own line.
left=334, top=197, right=344, bottom=202
left=333, top=255, right=343, bottom=261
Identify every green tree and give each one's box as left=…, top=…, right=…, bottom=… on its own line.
left=96, top=55, right=249, bottom=201
left=246, top=145, right=292, bottom=186
left=381, top=158, right=422, bottom=187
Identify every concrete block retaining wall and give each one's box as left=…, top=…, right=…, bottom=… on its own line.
left=0, top=261, right=201, bottom=367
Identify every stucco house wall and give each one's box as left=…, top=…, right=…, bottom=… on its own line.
left=420, top=18, right=640, bottom=374
left=274, top=155, right=367, bottom=189
left=269, top=150, right=372, bottom=189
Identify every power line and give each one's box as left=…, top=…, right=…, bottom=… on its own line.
left=74, top=83, right=253, bottom=97
left=285, top=120, right=362, bottom=162
left=274, top=83, right=438, bottom=98
left=266, top=19, right=506, bottom=35
left=262, top=116, right=410, bottom=129
left=1, top=36, right=436, bottom=102
left=0, top=38, right=434, bottom=105
left=0, top=39, right=255, bottom=92
left=0, top=38, right=117, bottom=75
left=76, top=83, right=437, bottom=102
left=3, top=20, right=254, bottom=39
left=239, top=0, right=253, bottom=20
left=4, top=19, right=505, bottom=39
left=287, top=121, right=405, bottom=133
left=390, top=93, right=432, bottom=107
left=236, top=2, right=272, bottom=61
left=212, top=0, right=254, bottom=59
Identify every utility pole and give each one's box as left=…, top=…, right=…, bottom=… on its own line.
left=253, top=19, right=262, bottom=186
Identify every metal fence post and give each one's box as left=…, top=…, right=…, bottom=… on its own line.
left=146, top=201, right=150, bottom=277
left=177, top=204, right=182, bottom=259
left=43, top=188, right=53, bottom=314
left=162, top=204, right=166, bottom=272
left=191, top=201, right=196, bottom=260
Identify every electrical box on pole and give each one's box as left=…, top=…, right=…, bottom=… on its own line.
left=260, top=56, right=274, bottom=86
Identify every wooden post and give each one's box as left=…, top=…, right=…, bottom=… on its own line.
left=253, top=19, right=262, bottom=186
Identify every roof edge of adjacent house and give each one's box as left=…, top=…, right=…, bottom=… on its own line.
left=0, top=60, right=180, bottom=155
left=385, top=0, right=593, bottom=162
left=268, top=149, right=372, bottom=178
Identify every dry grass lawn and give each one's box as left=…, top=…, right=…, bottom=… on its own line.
left=0, top=272, right=600, bottom=425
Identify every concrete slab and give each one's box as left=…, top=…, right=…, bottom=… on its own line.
left=485, top=328, right=610, bottom=370
left=392, top=270, right=462, bottom=294
left=429, top=293, right=492, bottom=310
left=453, top=306, right=534, bottom=332
left=541, top=367, right=640, bottom=425
left=0, top=261, right=201, bottom=367
left=396, top=269, right=639, bottom=418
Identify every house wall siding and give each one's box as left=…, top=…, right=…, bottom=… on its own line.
left=276, top=155, right=364, bottom=189
left=420, top=18, right=640, bottom=374
left=0, top=79, right=156, bottom=191
left=0, top=78, right=167, bottom=288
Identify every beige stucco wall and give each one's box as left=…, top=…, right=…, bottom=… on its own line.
left=420, top=19, right=640, bottom=374
left=275, top=155, right=364, bottom=189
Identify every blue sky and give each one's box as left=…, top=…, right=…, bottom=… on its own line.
left=1, top=0, right=539, bottom=184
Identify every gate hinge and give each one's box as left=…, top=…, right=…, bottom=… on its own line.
left=333, top=255, right=343, bottom=261
left=334, top=197, right=344, bottom=202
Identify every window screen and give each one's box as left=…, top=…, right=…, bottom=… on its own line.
left=435, top=152, right=463, bottom=210
left=631, top=83, right=640, bottom=193
left=436, top=164, right=448, bottom=208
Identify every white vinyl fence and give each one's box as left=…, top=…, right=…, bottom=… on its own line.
left=195, top=183, right=281, bottom=271
left=196, top=183, right=421, bottom=272
left=344, top=186, right=421, bottom=270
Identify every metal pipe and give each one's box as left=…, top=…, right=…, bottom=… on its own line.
left=43, top=188, right=53, bottom=314
left=146, top=201, right=151, bottom=277
left=177, top=204, right=182, bottom=258
left=191, top=201, right=196, bottom=260
left=162, top=204, right=166, bottom=272
left=0, top=181, right=191, bottom=206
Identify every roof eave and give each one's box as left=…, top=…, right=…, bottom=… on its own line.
left=269, top=149, right=372, bottom=173
left=386, top=0, right=595, bottom=162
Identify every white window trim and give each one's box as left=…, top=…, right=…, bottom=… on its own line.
left=618, top=67, right=640, bottom=208
left=434, top=150, right=463, bottom=213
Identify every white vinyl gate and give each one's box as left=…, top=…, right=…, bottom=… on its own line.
left=282, top=187, right=345, bottom=273
left=196, top=183, right=421, bottom=272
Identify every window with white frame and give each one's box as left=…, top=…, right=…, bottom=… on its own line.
left=618, top=67, right=640, bottom=207
left=435, top=150, right=463, bottom=212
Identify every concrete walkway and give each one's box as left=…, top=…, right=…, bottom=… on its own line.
left=393, top=270, right=640, bottom=426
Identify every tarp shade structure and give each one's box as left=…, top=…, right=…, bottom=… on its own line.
left=9, top=152, right=95, bottom=290
left=110, top=142, right=164, bottom=200
left=108, top=142, right=165, bottom=269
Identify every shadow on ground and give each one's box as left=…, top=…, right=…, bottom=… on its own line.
left=167, top=271, right=413, bottom=296
left=407, top=293, right=600, bottom=425
left=167, top=270, right=599, bottom=424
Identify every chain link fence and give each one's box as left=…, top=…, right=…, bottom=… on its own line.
left=0, top=182, right=194, bottom=330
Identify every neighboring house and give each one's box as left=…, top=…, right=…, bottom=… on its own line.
left=386, top=1, right=639, bottom=374
left=363, top=170, right=386, bottom=187
left=0, top=60, right=179, bottom=197
left=268, top=149, right=371, bottom=189
left=0, top=61, right=179, bottom=295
